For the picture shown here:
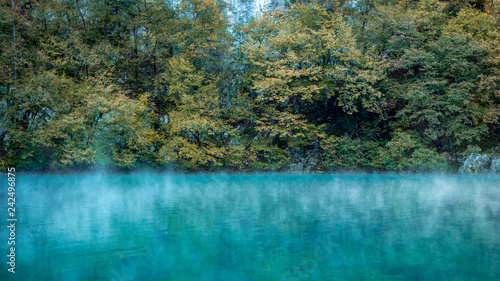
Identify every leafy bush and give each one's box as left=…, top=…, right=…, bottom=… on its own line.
left=377, top=131, right=447, bottom=171
left=321, top=135, right=379, bottom=170
left=321, top=132, right=448, bottom=172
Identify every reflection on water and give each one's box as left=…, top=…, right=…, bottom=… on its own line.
left=1, top=174, right=500, bottom=280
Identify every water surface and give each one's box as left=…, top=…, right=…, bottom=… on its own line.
left=1, top=174, right=499, bottom=280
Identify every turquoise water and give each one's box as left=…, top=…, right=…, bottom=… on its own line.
left=1, top=174, right=500, bottom=280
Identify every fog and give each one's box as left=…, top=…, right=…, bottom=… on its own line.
left=1, top=174, right=499, bottom=280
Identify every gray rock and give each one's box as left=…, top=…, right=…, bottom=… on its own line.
left=459, top=153, right=491, bottom=174
left=491, top=158, right=500, bottom=173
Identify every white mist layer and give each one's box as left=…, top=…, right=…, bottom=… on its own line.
left=6, top=174, right=500, bottom=280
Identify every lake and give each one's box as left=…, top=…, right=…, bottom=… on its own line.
left=1, top=174, right=499, bottom=280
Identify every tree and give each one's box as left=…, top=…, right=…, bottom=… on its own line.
left=237, top=3, right=383, bottom=169
left=365, top=0, right=500, bottom=155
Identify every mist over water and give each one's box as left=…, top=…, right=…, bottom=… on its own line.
left=1, top=174, right=500, bottom=280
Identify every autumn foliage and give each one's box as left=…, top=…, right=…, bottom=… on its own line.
left=0, top=0, right=499, bottom=172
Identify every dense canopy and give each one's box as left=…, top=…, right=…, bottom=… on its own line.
left=0, top=0, right=499, bottom=172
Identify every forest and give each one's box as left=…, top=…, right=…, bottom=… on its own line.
left=0, top=0, right=499, bottom=172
